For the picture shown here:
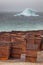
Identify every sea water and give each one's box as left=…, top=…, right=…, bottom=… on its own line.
left=0, top=12, right=43, bottom=31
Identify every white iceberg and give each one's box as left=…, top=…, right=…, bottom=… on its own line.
left=14, top=8, right=39, bottom=16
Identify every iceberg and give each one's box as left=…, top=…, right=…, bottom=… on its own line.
left=14, top=8, right=39, bottom=16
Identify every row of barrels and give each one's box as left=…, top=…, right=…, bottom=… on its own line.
left=0, top=32, right=43, bottom=62
left=0, top=32, right=26, bottom=60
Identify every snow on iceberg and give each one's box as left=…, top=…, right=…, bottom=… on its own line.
left=14, top=8, right=39, bottom=16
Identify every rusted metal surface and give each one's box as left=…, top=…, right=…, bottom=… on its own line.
left=0, top=31, right=43, bottom=62
left=25, top=56, right=37, bottom=62
left=0, top=43, right=10, bottom=60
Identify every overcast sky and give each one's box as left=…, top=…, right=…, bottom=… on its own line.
left=0, top=0, right=43, bottom=12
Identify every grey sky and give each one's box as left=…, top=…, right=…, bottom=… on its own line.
left=0, top=0, right=43, bottom=12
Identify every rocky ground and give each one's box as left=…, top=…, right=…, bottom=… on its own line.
left=0, top=60, right=43, bottom=65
